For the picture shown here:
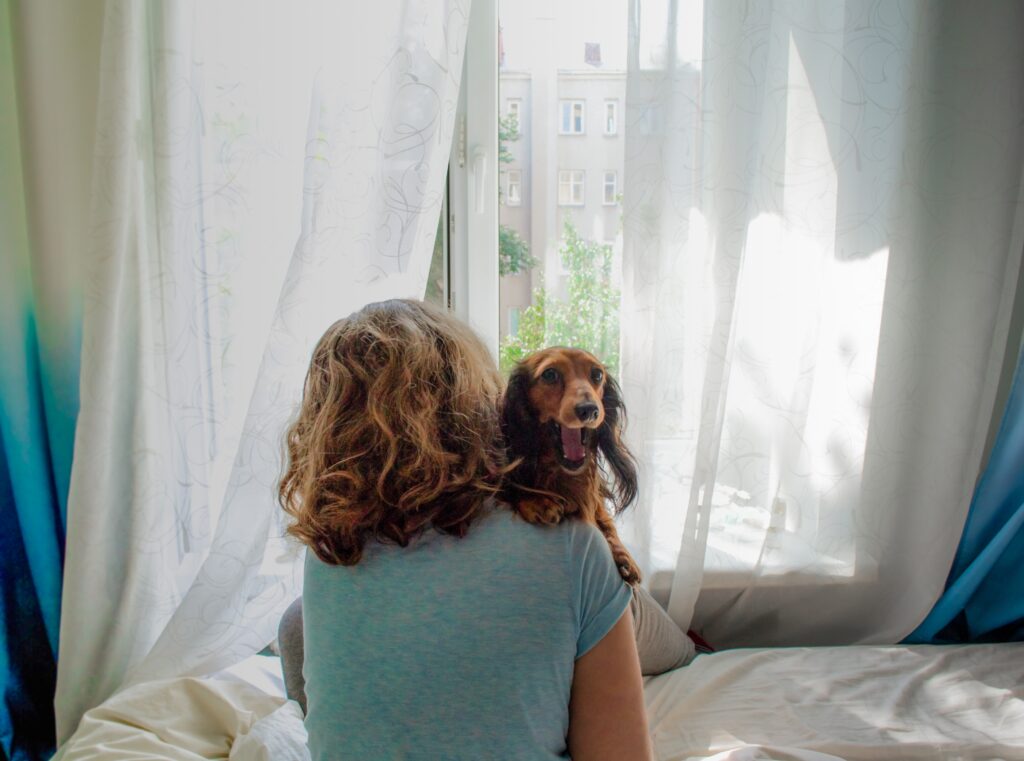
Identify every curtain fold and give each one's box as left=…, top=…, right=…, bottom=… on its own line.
left=1, top=1, right=83, bottom=756
left=54, top=0, right=470, bottom=744
left=909, top=346, right=1024, bottom=643
left=619, top=0, right=1024, bottom=647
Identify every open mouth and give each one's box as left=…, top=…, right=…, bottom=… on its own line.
left=549, top=422, right=592, bottom=473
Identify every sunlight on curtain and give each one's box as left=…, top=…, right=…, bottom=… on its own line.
left=54, top=0, right=470, bottom=743
left=619, top=0, right=1024, bottom=647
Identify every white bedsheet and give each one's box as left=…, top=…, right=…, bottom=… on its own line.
left=645, top=644, right=1024, bottom=761
left=56, top=645, right=1024, bottom=760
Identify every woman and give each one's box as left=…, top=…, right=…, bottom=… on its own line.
left=280, top=299, right=653, bottom=760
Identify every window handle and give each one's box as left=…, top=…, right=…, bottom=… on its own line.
left=472, top=146, right=487, bottom=214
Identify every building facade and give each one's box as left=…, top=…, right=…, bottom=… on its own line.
left=498, top=66, right=627, bottom=338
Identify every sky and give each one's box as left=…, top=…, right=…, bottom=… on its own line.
left=500, top=0, right=630, bottom=71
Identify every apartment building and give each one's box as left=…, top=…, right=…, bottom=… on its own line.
left=498, top=61, right=627, bottom=338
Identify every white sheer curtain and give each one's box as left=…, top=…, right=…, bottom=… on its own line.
left=55, top=0, right=469, bottom=742
left=619, top=0, right=1024, bottom=647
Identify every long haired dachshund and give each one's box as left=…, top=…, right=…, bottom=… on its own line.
left=500, top=347, right=642, bottom=584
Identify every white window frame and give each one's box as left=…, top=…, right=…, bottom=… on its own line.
left=604, top=100, right=618, bottom=135
left=446, top=0, right=499, bottom=357
left=603, top=171, right=617, bottom=205
left=558, top=170, right=585, bottom=206
left=559, top=99, right=586, bottom=135
left=506, top=168, right=522, bottom=206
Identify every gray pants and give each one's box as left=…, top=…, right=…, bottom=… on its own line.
left=278, top=586, right=696, bottom=714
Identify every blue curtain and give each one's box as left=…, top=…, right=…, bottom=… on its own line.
left=0, top=217, right=71, bottom=761
left=908, top=349, right=1024, bottom=643
left=1, top=1, right=76, bottom=756
left=0, top=303, right=71, bottom=761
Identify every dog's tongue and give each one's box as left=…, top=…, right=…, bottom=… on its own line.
left=561, top=426, right=586, bottom=462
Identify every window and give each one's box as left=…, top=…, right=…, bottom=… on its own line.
left=506, top=169, right=522, bottom=206
left=558, top=170, right=585, bottom=206
left=604, top=100, right=618, bottom=135
left=559, top=100, right=585, bottom=134
left=506, top=98, right=521, bottom=128
left=424, top=197, right=449, bottom=308
left=603, top=171, right=617, bottom=205
left=508, top=306, right=521, bottom=336
left=494, top=0, right=628, bottom=368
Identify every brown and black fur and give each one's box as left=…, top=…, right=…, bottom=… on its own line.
left=500, top=347, right=642, bottom=584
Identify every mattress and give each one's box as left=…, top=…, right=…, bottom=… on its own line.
left=55, top=644, right=1024, bottom=760
left=644, top=644, right=1024, bottom=761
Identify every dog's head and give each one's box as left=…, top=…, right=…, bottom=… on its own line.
left=502, top=347, right=638, bottom=512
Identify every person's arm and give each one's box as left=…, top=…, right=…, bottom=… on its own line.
left=568, top=606, right=653, bottom=761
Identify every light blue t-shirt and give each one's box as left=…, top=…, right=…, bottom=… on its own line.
left=302, top=502, right=632, bottom=761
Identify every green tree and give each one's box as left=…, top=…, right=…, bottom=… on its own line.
left=499, top=225, right=536, bottom=276
left=498, top=113, right=536, bottom=277
left=498, top=113, right=519, bottom=166
left=500, top=220, right=620, bottom=375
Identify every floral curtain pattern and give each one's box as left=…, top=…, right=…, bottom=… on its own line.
left=54, top=0, right=470, bottom=742
left=619, top=0, right=1024, bottom=646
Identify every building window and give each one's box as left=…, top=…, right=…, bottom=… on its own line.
left=506, top=169, right=522, bottom=206
left=507, top=99, right=521, bottom=129
left=508, top=306, right=521, bottom=337
left=603, top=171, right=617, bottom=205
left=605, top=100, right=618, bottom=135
left=558, top=170, right=585, bottom=206
left=559, top=100, right=585, bottom=134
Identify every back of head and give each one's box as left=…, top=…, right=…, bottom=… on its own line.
left=280, top=299, right=506, bottom=564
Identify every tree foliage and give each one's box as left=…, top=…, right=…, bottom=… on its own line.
left=500, top=220, right=620, bottom=375
left=498, top=114, right=519, bottom=165
left=499, top=225, right=537, bottom=276
left=497, top=114, right=537, bottom=277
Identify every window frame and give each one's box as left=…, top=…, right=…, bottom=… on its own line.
left=506, top=98, right=521, bottom=128
left=457, top=0, right=882, bottom=594
left=558, top=169, right=586, bottom=206
left=445, top=0, right=499, bottom=357
left=603, top=170, right=617, bottom=205
left=559, top=99, right=586, bottom=135
left=604, top=99, right=618, bottom=135
left=506, top=168, right=522, bottom=206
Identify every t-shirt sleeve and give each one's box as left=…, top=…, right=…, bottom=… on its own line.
left=569, top=522, right=633, bottom=658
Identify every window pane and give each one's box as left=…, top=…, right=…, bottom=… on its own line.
left=424, top=191, right=447, bottom=309
left=507, top=169, right=522, bottom=206
left=499, top=1, right=626, bottom=372
left=507, top=99, right=520, bottom=127
left=603, top=171, right=616, bottom=204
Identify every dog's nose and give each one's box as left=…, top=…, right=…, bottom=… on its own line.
left=575, top=402, right=600, bottom=423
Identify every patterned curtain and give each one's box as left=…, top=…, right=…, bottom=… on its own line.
left=53, top=0, right=470, bottom=745
left=618, top=0, right=1024, bottom=646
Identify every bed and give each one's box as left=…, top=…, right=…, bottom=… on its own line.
left=56, top=644, right=1024, bottom=760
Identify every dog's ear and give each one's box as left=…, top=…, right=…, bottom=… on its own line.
left=597, top=372, right=638, bottom=513
left=500, top=364, right=539, bottom=489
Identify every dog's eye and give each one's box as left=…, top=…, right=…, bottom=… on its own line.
left=540, top=367, right=560, bottom=384
left=590, top=368, right=604, bottom=384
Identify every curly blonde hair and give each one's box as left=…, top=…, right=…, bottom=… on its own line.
left=279, top=299, right=507, bottom=565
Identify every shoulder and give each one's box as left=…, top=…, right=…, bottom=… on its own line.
left=484, top=502, right=609, bottom=543
left=479, top=507, right=621, bottom=591
left=475, top=503, right=578, bottom=551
